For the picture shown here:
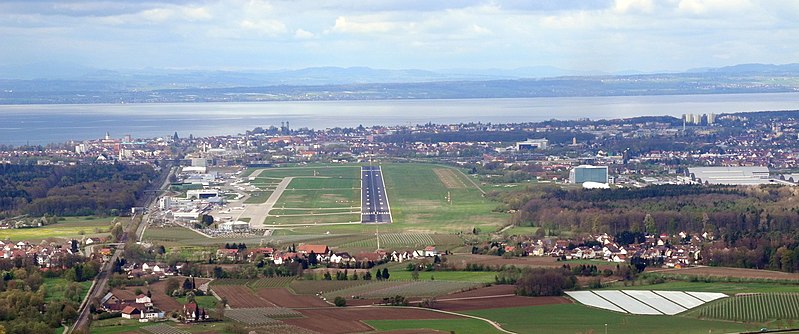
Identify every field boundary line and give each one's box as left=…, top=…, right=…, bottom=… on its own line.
left=366, top=305, right=517, bottom=334
left=455, top=168, right=486, bottom=195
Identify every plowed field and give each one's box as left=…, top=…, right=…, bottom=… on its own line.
left=256, top=288, right=329, bottom=308
left=284, top=308, right=458, bottom=334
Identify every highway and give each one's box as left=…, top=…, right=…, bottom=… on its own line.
left=361, top=166, right=392, bottom=224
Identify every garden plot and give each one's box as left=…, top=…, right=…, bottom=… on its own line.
left=142, top=324, right=190, bottom=334
left=226, top=307, right=303, bottom=325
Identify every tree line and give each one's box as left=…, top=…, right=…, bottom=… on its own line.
left=0, top=163, right=156, bottom=217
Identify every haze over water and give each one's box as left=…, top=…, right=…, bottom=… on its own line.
left=1, top=93, right=797, bottom=146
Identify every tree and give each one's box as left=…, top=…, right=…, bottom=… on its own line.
left=165, top=277, right=180, bottom=296
left=333, top=296, right=347, bottom=307
left=644, top=214, right=657, bottom=235
left=363, top=271, right=372, bottom=280
left=381, top=268, right=390, bottom=280
left=515, top=268, right=576, bottom=297
left=183, top=278, right=193, bottom=291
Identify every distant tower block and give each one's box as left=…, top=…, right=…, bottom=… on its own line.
left=572, top=137, right=577, bottom=145
left=104, top=131, right=111, bottom=140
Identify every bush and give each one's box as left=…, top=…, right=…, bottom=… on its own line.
left=334, top=296, right=347, bottom=307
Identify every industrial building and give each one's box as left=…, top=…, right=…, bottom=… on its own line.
left=569, top=165, right=609, bottom=184
left=688, top=166, right=788, bottom=185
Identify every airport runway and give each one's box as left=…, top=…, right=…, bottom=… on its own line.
left=361, top=166, right=392, bottom=224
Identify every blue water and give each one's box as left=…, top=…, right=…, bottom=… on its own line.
left=0, top=93, right=797, bottom=145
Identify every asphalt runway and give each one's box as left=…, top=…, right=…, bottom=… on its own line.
left=361, top=165, right=392, bottom=224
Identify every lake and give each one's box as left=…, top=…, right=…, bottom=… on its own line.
left=1, top=93, right=797, bottom=145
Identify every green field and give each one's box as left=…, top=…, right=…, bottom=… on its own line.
left=382, top=164, right=507, bottom=233
left=368, top=318, right=503, bottom=334
left=0, top=216, right=127, bottom=241
left=685, top=293, right=799, bottom=323
left=42, top=277, right=93, bottom=302
left=465, top=304, right=755, bottom=334
left=603, top=280, right=799, bottom=294
left=388, top=271, right=498, bottom=283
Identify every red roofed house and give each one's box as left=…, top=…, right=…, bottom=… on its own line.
left=297, top=244, right=329, bottom=255
left=121, top=305, right=140, bottom=319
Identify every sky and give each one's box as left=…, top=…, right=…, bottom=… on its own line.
left=1, top=0, right=799, bottom=73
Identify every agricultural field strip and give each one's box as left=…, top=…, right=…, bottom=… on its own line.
left=322, top=280, right=479, bottom=299
left=652, top=290, right=705, bottom=309
left=341, top=233, right=436, bottom=248
left=565, top=291, right=626, bottom=313
left=142, top=324, right=190, bottom=334
left=687, top=293, right=799, bottom=322
left=686, top=292, right=728, bottom=302
left=227, top=307, right=303, bottom=319
left=622, top=290, right=686, bottom=315
left=593, top=290, right=663, bottom=315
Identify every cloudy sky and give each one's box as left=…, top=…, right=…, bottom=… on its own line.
left=2, top=0, right=798, bottom=73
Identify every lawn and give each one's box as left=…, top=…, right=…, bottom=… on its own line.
left=388, top=270, right=498, bottom=283
left=89, top=318, right=149, bottom=334
left=465, top=304, right=757, bottom=334
left=143, top=226, right=209, bottom=246
left=274, top=188, right=360, bottom=209
left=176, top=295, right=218, bottom=309
left=243, top=190, right=272, bottom=204
left=256, top=166, right=359, bottom=179
left=0, top=216, right=128, bottom=241
left=367, top=318, right=503, bottom=334
left=602, top=280, right=799, bottom=294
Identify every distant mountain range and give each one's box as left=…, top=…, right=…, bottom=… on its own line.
left=0, top=63, right=798, bottom=104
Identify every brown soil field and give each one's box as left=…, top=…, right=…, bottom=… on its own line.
left=256, top=288, right=330, bottom=308
left=212, top=285, right=276, bottom=308
left=650, top=266, right=799, bottom=281
left=434, top=295, right=570, bottom=311
left=284, top=308, right=458, bottom=334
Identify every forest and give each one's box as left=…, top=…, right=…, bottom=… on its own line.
left=491, top=184, right=799, bottom=272
left=0, top=163, right=156, bottom=218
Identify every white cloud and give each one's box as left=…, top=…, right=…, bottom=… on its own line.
left=239, top=19, right=287, bottom=36
left=330, top=16, right=401, bottom=34
left=294, top=28, right=315, bottom=39
left=613, top=0, right=655, bottom=14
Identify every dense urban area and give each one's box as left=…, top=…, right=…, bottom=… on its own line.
left=1, top=109, right=799, bottom=334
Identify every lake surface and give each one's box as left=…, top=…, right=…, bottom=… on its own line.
left=1, top=93, right=797, bottom=145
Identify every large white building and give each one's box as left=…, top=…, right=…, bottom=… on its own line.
left=515, top=138, right=549, bottom=150
left=569, top=165, right=609, bottom=184
left=688, top=166, right=786, bottom=185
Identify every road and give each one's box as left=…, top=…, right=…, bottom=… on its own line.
left=70, top=165, right=174, bottom=334
left=361, top=166, right=392, bottom=224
